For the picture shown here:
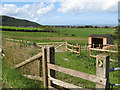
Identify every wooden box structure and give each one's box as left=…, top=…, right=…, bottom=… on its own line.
left=88, top=34, right=114, bottom=48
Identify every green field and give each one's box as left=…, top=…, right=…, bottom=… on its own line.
left=2, top=27, right=117, bottom=43
left=2, top=27, right=119, bottom=89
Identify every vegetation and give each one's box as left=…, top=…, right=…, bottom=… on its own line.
left=1, top=15, right=41, bottom=27
left=2, top=40, right=43, bottom=88
left=1, top=25, right=119, bottom=89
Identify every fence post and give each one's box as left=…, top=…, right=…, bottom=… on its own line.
left=47, top=46, right=55, bottom=88
left=93, top=43, right=95, bottom=48
left=66, top=41, right=68, bottom=51
left=42, top=47, right=48, bottom=88
left=96, top=54, right=109, bottom=89
left=99, top=44, right=100, bottom=49
left=72, top=44, right=74, bottom=52
left=25, top=41, right=27, bottom=47
left=76, top=43, right=78, bottom=51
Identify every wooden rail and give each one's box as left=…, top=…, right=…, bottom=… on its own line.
left=13, top=52, right=42, bottom=68
left=66, top=47, right=79, bottom=54
left=23, top=74, right=43, bottom=81
left=48, top=63, right=106, bottom=85
left=89, top=48, right=118, bottom=53
left=13, top=46, right=110, bottom=89
left=90, top=55, right=118, bottom=62
left=49, top=77, right=86, bottom=89
left=66, top=41, right=81, bottom=55
left=55, top=43, right=65, bottom=50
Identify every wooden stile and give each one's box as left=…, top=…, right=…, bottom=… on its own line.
left=49, top=63, right=106, bottom=85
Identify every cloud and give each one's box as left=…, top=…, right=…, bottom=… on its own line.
left=2, top=3, right=55, bottom=17
left=58, top=0, right=119, bottom=14
left=37, top=4, right=54, bottom=15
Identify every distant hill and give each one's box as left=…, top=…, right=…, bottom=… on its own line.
left=0, top=15, right=41, bottom=27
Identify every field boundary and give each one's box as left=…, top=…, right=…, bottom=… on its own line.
left=12, top=46, right=111, bottom=89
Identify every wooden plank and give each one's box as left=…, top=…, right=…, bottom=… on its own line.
left=49, top=64, right=106, bottom=85
left=67, top=43, right=73, bottom=47
left=23, top=74, right=43, bottom=81
left=13, top=52, right=42, bottom=69
left=67, top=43, right=79, bottom=48
left=89, top=48, right=118, bottom=53
left=90, top=55, right=97, bottom=58
left=47, top=47, right=55, bottom=88
left=37, top=42, right=64, bottom=45
left=67, top=48, right=79, bottom=54
left=49, top=77, right=87, bottom=89
left=55, top=43, right=64, bottom=50
left=90, top=55, right=118, bottom=62
left=42, top=47, right=48, bottom=88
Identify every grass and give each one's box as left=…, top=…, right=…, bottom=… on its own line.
left=2, top=27, right=117, bottom=44
left=2, top=60, right=43, bottom=88
left=1, top=27, right=119, bottom=89
left=54, top=28, right=116, bottom=38
left=55, top=50, right=119, bottom=88
left=2, top=40, right=43, bottom=88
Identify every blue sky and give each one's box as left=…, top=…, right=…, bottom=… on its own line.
left=0, top=0, right=119, bottom=26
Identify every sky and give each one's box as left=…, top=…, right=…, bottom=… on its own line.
left=0, top=0, right=120, bottom=26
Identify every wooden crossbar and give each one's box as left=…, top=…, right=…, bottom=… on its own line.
left=48, top=63, right=106, bottom=85
left=67, top=43, right=79, bottom=48
left=89, top=48, right=118, bottom=53
left=23, top=74, right=43, bottom=81
left=13, top=52, right=42, bottom=68
left=67, top=47, right=79, bottom=54
left=49, top=77, right=88, bottom=89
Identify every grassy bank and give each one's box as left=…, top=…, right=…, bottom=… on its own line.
left=2, top=60, right=43, bottom=88
left=2, top=40, right=43, bottom=88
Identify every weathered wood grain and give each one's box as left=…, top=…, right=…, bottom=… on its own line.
left=89, top=48, right=118, bottom=53
left=49, top=77, right=87, bottom=89
left=23, top=74, right=43, bottom=81
left=13, top=52, right=42, bottom=68
left=48, top=64, right=106, bottom=85
left=67, top=47, right=79, bottom=54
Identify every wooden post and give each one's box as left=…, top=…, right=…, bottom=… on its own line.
left=93, top=43, right=95, bottom=48
left=79, top=45, right=81, bottom=55
left=96, top=54, right=109, bottom=89
left=33, top=42, right=36, bottom=47
left=72, top=44, right=74, bottom=52
left=66, top=41, right=68, bottom=51
left=76, top=43, right=78, bottom=51
left=38, top=57, right=42, bottom=77
left=25, top=41, right=27, bottom=47
left=42, top=47, right=48, bottom=88
left=99, top=44, right=100, bottom=49
left=47, top=46, right=55, bottom=88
